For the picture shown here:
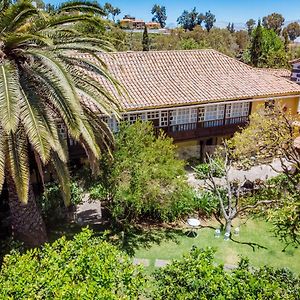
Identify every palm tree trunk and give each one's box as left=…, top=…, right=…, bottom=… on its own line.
left=7, top=175, right=47, bottom=247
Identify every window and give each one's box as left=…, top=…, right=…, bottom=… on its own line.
left=226, top=102, right=250, bottom=118
left=57, top=122, right=67, bottom=139
left=170, top=108, right=198, bottom=125
left=147, top=111, right=159, bottom=120
left=160, top=111, right=168, bottom=127
left=198, top=107, right=205, bottom=122
left=205, top=104, right=225, bottom=121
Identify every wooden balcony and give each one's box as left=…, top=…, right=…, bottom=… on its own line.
left=156, top=116, right=249, bottom=141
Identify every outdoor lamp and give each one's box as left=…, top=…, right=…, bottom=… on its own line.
left=224, top=232, right=230, bottom=241
left=215, top=228, right=221, bottom=238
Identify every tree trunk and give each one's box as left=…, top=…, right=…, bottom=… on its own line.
left=225, top=218, right=232, bottom=236
left=7, top=175, right=47, bottom=247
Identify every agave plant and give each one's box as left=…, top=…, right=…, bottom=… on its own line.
left=0, top=0, right=121, bottom=246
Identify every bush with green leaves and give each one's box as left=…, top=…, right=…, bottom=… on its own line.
left=194, top=190, right=220, bottom=217
left=194, top=157, right=225, bottom=180
left=38, top=181, right=83, bottom=223
left=91, top=121, right=197, bottom=223
left=152, top=247, right=300, bottom=300
left=0, top=228, right=145, bottom=299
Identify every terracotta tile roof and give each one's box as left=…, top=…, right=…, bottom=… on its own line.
left=75, top=50, right=300, bottom=111
left=258, top=68, right=291, bottom=79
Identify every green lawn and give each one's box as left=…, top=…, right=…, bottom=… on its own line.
left=134, top=218, right=300, bottom=274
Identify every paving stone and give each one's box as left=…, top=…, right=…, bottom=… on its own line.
left=155, top=259, right=170, bottom=267
left=224, top=264, right=238, bottom=270
left=133, top=258, right=150, bottom=267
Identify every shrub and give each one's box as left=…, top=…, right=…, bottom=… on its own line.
left=194, top=190, right=220, bottom=217
left=38, top=181, right=83, bottom=223
left=0, top=229, right=145, bottom=299
left=92, top=121, right=197, bottom=223
left=152, top=247, right=300, bottom=300
left=194, top=157, right=225, bottom=180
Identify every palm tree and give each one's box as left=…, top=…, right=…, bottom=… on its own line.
left=0, top=0, right=121, bottom=246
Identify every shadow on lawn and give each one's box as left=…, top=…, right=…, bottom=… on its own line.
left=107, top=224, right=186, bottom=257
left=230, top=236, right=267, bottom=252
left=48, top=220, right=186, bottom=257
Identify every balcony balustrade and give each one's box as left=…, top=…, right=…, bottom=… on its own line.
left=156, top=116, right=249, bottom=141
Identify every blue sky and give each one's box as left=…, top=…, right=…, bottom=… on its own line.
left=47, top=0, right=300, bottom=26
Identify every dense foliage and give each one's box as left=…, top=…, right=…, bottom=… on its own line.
left=246, top=21, right=288, bottom=67
left=38, top=181, right=83, bottom=223
left=194, top=158, right=225, bottom=180
left=89, top=121, right=197, bottom=223
left=151, top=4, right=167, bottom=28
left=0, top=229, right=145, bottom=299
left=152, top=247, right=300, bottom=300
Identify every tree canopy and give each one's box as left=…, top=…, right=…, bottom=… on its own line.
left=0, top=229, right=145, bottom=299
left=262, top=12, right=285, bottom=35
left=204, top=10, right=216, bottom=32
left=177, top=7, right=205, bottom=31
left=153, top=247, right=300, bottom=300
left=247, top=21, right=287, bottom=67
left=285, top=22, right=300, bottom=42
left=151, top=4, right=167, bottom=28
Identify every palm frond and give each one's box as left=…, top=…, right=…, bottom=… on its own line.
left=28, top=50, right=83, bottom=137
left=33, top=14, right=102, bottom=32
left=0, top=61, right=20, bottom=133
left=0, top=128, right=5, bottom=193
left=57, top=1, right=105, bottom=15
left=79, top=118, right=101, bottom=159
left=18, top=80, right=52, bottom=163
left=7, top=129, right=29, bottom=203
left=0, top=0, right=10, bottom=12
left=64, top=55, right=124, bottom=97
left=50, top=152, right=71, bottom=206
left=0, top=1, right=37, bottom=33
left=4, top=33, right=53, bottom=50
left=83, top=107, right=114, bottom=155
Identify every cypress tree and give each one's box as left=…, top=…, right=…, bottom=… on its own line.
left=142, top=26, right=150, bottom=51
left=250, top=19, right=263, bottom=67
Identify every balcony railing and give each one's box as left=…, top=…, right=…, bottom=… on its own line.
left=157, top=116, right=249, bottom=140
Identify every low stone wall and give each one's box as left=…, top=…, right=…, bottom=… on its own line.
left=175, top=141, right=200, bottom=160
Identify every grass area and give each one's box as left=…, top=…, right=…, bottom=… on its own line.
left=134, top=218, right=300, bottom=274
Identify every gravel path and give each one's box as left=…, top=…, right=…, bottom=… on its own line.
left=187, top=159, right=285, bottom=189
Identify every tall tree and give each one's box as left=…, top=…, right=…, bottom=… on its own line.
left=227, top=22, right=235, bottom=33
left=0, top=0, right=120, bottom=246
left=177, top=7, right=205, bottom=31
left=246, top=18, right=256, bottom=35
left=285, top=22, right=300, bottom=42
left=103, top=2, right=120, bottom=22
left=204, top=10, right=216, bottom=32
left=103, top=2, right=113, bottom=19
left=248, top=21, right=287, bottom=68
left=262, top=13, right=285, bottom=35
left=111, top=7, right=121, bottom=22
left=142, top=26, right=150, bottom=51
left=151, top=4, right=167, bottom=28
left=283, top=28, right=289, bottom=52
left=249, top=20, right=263, bottom=67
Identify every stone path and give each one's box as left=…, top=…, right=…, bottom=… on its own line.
left=75, top=194, right=102, bottom=225
left=133, top=258, right=150, bottom=267
left=133, top=257, right=237, bottom=270
left=187, top=159, right=286, bottom=189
